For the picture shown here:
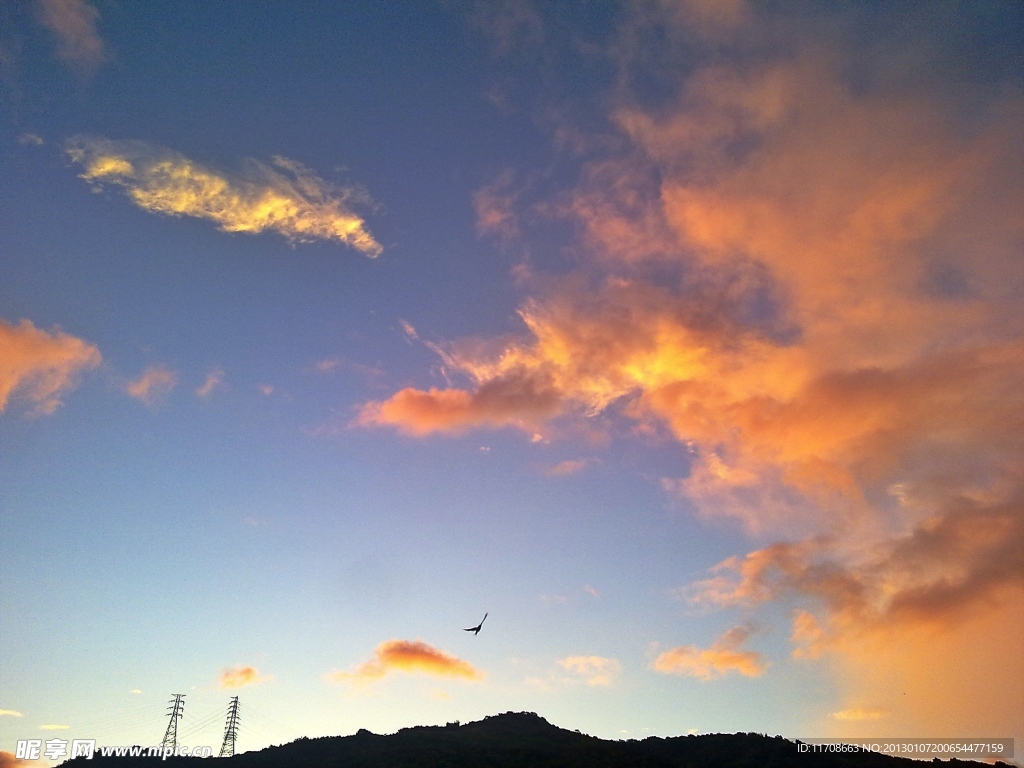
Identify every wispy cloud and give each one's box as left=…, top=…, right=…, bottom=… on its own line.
left=327, top=639, right=483, bottom=683
left=196, top=367, right=225, bottom=398
left=0, top=318, right=101, bottom=414
left=313, top=357, right=342, bottom=373
left=558, top=655, right=620, bottom=687
left=35, top=0, right=107, bottom=75
left=474, top=169, right=522, bottom=241
left=65, top=137, right=381, bottom=255
left=0, top=710, right=23, bottom=717
left=831, top=707, right=888, bottom=721
left=217, top=665, right=270, bottom=689
left=399, top=319, right=418, bottom=341
left=38, top=724, right=69, bottom=730
left=125, top=365, right=177, bottom=405
left=543, top=458, right=590, bottom=476
left=653, top=626, right=767, bottom=681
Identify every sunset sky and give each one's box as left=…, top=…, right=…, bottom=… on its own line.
left=1, top=0, right=1022, bottom=763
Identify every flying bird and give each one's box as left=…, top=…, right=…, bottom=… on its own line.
left=463, top=613, right=488, bottom=635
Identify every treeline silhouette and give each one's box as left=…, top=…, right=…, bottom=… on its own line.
left=62, top=711, right=1013, bottom=767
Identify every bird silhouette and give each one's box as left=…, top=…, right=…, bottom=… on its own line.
left=463, top=613, right=488, bottom=635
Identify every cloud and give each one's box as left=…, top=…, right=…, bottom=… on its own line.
left=126, top=366, right=177, bottom=405
left=653, top=625, right=767, bottom=681
left=0, top=710, right=22, bottom=717
left=463, top=0, right=544, bottom=57
left=18, top=133, right=44, bottom=146
left=831, top=707, right=888, bottom=721
left=543, top=458, right=590, bottom=476
left=0, top=318, right=101, bottom=414
left=196, top=368, right=225, bottom=397
left=558, top=655, right=620, bottom=686
left=363, top=1, right=1023, bottom=741
left=217, top=665, right=270, bottom=689
left=0, top=751, right=35, bottom=768
left=327, top=639, right=483, bottom=683
left=65, top=137, right=381, bottom=255
left=38, top=724, right=69, bottom=730
left=357, top=375, right=563, bottom=436
left=474, top=170, right=522, bottom=241
left=399, top=320, right=418, bottom=341
left=313, top=358, right=342, bottom=373
left=35, top=0, right=107, bottom=75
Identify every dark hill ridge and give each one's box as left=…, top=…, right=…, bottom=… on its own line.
left=63, top=711, right=1013, bottom=767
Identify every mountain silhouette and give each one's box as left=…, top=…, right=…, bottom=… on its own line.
left=62, top=711, right=1013, bottom=767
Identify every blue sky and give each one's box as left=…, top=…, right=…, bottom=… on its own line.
left=1, top=1, right=1022, bottom=763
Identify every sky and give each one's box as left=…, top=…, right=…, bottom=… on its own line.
left=1, top=0, right=1022, bottom=763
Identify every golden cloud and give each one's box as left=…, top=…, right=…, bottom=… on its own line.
left=36, top=0, right=107, bottom=74
left=558, top=655, right=620, bottom=686
left=653, top=625, right=767, bottom=681
left=0, top=318, right=101, bottom=414
left=125, top=365, right=177, bottom=405
left=65, top=137, right=381, bottom=255
left=38, top=724, right=69, bottom=730
left=0, top=710, right=22, bottom=717
left=217, top=665, right=269, bottom=689
left=327, top=639, right=483, bottom=683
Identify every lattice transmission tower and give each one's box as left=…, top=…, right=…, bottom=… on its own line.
left=159, top=694, right=185, bottom=752
left=219, top=696, right=240, bottom=757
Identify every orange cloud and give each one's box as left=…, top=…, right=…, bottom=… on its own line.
left=474, top=170, right=522, bottom=241
left=653, top=625, right=767, bottom=681
left=0, top=751, right=35, bottom=768
left=327, top=639, right=483, bottom=683
left=360, top=3, right=1023, bottom=742
left=544, top=458, right=590, bottom=476
left=126, top=366, right=177, bottom=405
left=196, top=368, right=225, bottom=397
left=65, top=137, right=381, bottom=255
left=358, top=376, right=563, bottom=436
left=558, top=655, right=620, bottom=686
left=0, top=318, right=101, bottom=414
left=218, top=665, right=269, bottom=689
left=36, top=0, right=107, bottom=74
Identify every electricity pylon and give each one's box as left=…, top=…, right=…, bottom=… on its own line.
left=159, top=694, right=185, bottom=752
left=218, top=696, right=240, bottom=758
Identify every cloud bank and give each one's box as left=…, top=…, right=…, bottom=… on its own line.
left=362, top=0, right=1023, bottom=739
left=66, top=137, right=382, bottom=255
